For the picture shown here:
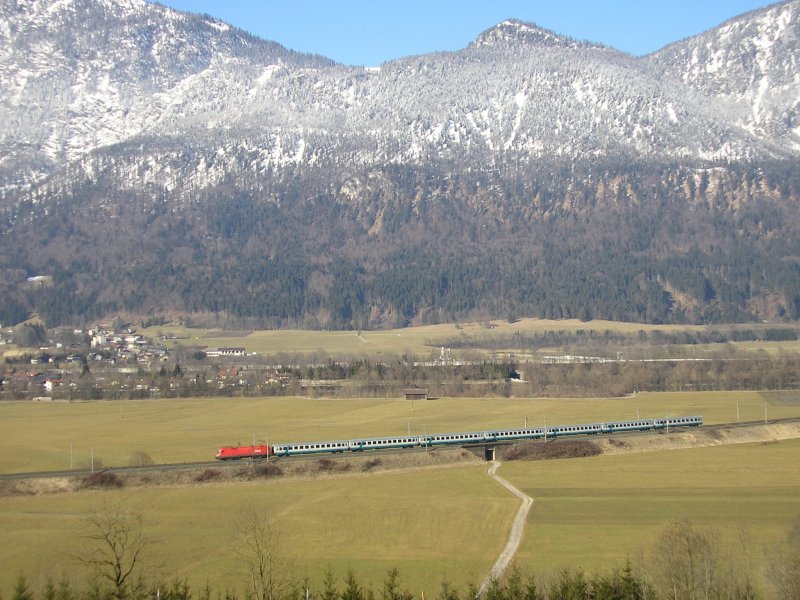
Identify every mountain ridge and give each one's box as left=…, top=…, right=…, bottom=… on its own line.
left=1, top=0, right=800, bottom=328
left=2, top=0, right=799, bottom=198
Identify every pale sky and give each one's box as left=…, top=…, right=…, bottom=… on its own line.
left=158, top=0, right=778, bottom=66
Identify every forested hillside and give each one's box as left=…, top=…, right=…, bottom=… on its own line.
left=2, top=157, right=799, bottom=328
left=1, top=0, right=799, bottom=328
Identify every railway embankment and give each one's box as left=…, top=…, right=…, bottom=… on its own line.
left=595, top=421, right=800, bottom=455
left=2, top=421, right=799, bottom=497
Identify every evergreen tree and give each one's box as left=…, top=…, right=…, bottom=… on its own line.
left=341, top=572, right=363, bottom=600
left=551, top=568, right=589, bottom=600
left=435, top=582, right=459, bottom=600
left=380, top=570, right=404, bottom=600
left=12, top=574, right=33, bottom=600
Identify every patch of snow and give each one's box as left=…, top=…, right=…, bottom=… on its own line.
left=205, top=19, right=230, bottom=33
left=666, top=103, right=679, bottom=124
left=256, top=65, right=282, bottom=85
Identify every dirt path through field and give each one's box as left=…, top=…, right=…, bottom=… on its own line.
left=478, top=421, right=800, bottom=592
left=479, top=461, right=533, bottom=595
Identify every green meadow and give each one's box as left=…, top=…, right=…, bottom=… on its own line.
left=501, top=438, right=800, bottom=579
left=137, top=318, right=800, bottom=358
left=141, top=318, right=710, bottom=358
left=1, top=390, right=799, bottom=595
left=1, top=436, right=798, bottom=596
left=0, top=464, right=511, bottom=595
left=1, top=391, right=799, bottom=473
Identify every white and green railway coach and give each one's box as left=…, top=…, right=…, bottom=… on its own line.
left=237, top=416, right=704, bottom=459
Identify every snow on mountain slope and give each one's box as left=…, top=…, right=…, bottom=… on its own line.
left=645, top=0, right=800, bottom=149
left=1, top=0, right=799, bottom=200
left=0, top=0, right=332, bottom=193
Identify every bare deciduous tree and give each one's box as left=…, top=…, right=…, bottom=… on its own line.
left=650, top=519, right=720, bottom=600
left=767, top=517, right=800, bottom=600
left=233, top=504, right=292, bottom=600
left=75, top=505, right=147, bottom=600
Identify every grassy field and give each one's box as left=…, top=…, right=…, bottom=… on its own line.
left=4, top=317, right=799, bottom=363
left=0, top=464, right=512, bottom=596
left=140, top=318, right=712, bottom=358
left=133, top=318, right=800, bottom=359
left=1, top=437, right=798, bottom=596
left=501, top=438, right=800, bottom=583
left=1, top=391, right=799, bottom=473
left=1, top=389, right=799, bottom=595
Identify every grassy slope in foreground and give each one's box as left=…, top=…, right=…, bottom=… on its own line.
left=502, top=437, right=800, bottom=578
left=1, top=437, right=799, bottom=595
left=0, top=464, right=512, bottom=596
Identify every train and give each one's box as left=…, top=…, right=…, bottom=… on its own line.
left=215, top=415, right=703, bottom=460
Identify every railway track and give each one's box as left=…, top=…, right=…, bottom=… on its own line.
left=2, top=416, right=798, bottom=482
left=0, top=444, right=432, bottom=481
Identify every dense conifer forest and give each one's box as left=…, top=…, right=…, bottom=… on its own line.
left=2, top=159, right=800, bottom=329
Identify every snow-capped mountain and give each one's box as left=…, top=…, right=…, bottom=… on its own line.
left=1, top=0, right=799, bottom=199
left=645, top=0, right=800, bottom=151
left=0, top=0, right=333, bottom=194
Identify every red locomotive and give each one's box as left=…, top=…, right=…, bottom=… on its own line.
left=215, top=444, right=272, bottom=460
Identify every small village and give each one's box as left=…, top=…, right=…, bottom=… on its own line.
left=0, top=324, right=300, bottom=401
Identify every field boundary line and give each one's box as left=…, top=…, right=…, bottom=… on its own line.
left=479, top=460, right=533, bottom=595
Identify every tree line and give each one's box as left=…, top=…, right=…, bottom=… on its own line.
left=4, top=350, right=799, bottom=401
left=5, top=503, right=800, bottom=600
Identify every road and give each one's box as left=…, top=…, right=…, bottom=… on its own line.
left=479, top=460, right=533, bottom=595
